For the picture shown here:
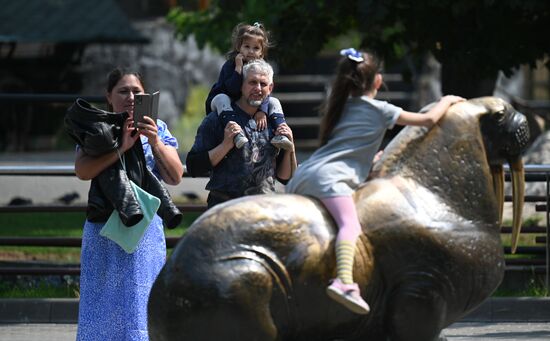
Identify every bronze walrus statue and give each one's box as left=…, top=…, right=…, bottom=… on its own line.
left=148, top=97, right=530, bottom=341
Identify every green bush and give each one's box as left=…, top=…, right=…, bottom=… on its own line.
left=0, top=211, right=196, bottom=263
left=172, top=85, right=210, bottom=153
left=494, top=277, right=549, bottom=297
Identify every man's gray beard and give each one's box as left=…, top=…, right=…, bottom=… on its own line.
left=248, top=99, right=263, bottom=106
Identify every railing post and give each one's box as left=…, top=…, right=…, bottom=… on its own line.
left=546, top=171, right=550, bottom=294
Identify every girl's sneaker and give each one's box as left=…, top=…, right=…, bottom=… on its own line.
left=326, top=278, right=370, bottom=315
left=271, top=135, right=294, bottom=150
left=234, top=132, right=249, bottom=149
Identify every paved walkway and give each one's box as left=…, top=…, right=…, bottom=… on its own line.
left=0, top=324, right=76, bottom=341
left=445, top=322, right=550, bottom=340
left=1, top=322, right=550, bottom=341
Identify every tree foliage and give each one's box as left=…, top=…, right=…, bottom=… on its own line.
left=357, top=0, right=550, bottom=78
left=169, top=0, right=550, bottom=80
left=168, top=0, right=355, bottom=65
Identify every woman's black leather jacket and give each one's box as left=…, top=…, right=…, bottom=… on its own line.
left=64, top=99, right=182, bottom=229
left=65, top=98, right=127, bottom=156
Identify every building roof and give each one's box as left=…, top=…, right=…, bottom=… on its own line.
left=0, top=0, right=148, bottom=44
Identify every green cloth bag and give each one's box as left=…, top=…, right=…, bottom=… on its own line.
left=99, top=152, right=161, bottom=253
left=100, top=180, right=161, bottom=253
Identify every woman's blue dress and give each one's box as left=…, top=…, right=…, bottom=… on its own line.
left=77, top=120, right=178, bottom=341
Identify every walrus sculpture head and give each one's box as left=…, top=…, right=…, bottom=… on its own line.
left=148, top=97, right=530, bottom=341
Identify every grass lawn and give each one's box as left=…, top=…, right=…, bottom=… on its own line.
left=0, top=212, right=85, bottom=263
left=0, top=211, right=198, bottom=263
left=0, top=211, right=200, bottom=298
left=0, top=279, right=80, bottom=298
left=493, top=278, right=548, bottom=297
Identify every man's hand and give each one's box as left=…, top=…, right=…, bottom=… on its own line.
left=275, top=123, right=294, bottom=142
left=208, top=121, right=244, bottom=167
left=224, top=121, right=243, bottom=147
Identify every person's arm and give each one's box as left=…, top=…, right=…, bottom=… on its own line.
left=186, top=149, right=211, bottom=177
left=276, top=148, right=297, bottom=184
left=274, top=123, right=297, bottom=183
left=208, top=121, right=241, bottom=166
left=75, top=149, right=118, bottom=181
left=222, top=59, right=243, bottom=98
left=259, top=95, right=269, bottom=114
left=254, top=111, right=267, bottom=131
left=138, top=117, right=183, bottom=185
left=254, top=95, right=270, bottom=131
left=74, top=117, right=139, bottom=180
left=396, top=95, right=465, bottom=127
left=186, top=115, right=240, bottom=176
left=149, top=138, right=183, bottom=186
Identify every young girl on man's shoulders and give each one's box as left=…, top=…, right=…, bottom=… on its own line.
left=205, top=22, right=293, bottom=151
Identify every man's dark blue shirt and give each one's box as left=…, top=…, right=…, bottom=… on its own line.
left=186, top=103, right=286, bottom=198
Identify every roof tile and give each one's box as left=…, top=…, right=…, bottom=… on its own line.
left=0, top=0, right=148, bottom=43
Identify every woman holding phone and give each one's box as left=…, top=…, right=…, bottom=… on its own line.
left=74, top=67, right=183, bottom=341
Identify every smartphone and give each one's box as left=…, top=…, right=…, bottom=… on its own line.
left=150, top=91, right=159, bottom=121
left=134, top=94, right=150, bottom=128
left=134, top=91, right=159, bottom=128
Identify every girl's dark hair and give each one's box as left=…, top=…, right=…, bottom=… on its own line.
left=318, top=51, right=382, bottom=146
left=226, top=22, right=272, bottom=60
left=106, top=67, right=145, bottom=111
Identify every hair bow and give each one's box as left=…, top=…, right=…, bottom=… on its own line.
left=253, top=22, right=262, bottom=28
left=340, top=48, right=364, bottom=62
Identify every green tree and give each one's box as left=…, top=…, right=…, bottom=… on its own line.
left=356, top=0, right=550, bottom=96
left=169, top=0, right=550, bottom=97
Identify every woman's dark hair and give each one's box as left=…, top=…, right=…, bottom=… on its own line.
left=226, top=22, right=272, bottom=60
left=106, top=67, right=145, bottom=111
left=318, top=51, right=382, bottom=146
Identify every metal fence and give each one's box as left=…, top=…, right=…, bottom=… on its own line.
left=0, top=164, right=549, bottom=291
left=0, top=163, right=205, bottom=276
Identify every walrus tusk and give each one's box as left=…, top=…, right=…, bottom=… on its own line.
left=491, top=165, right=504, bottom=227
left=509, top=158, right=525, bottom=254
